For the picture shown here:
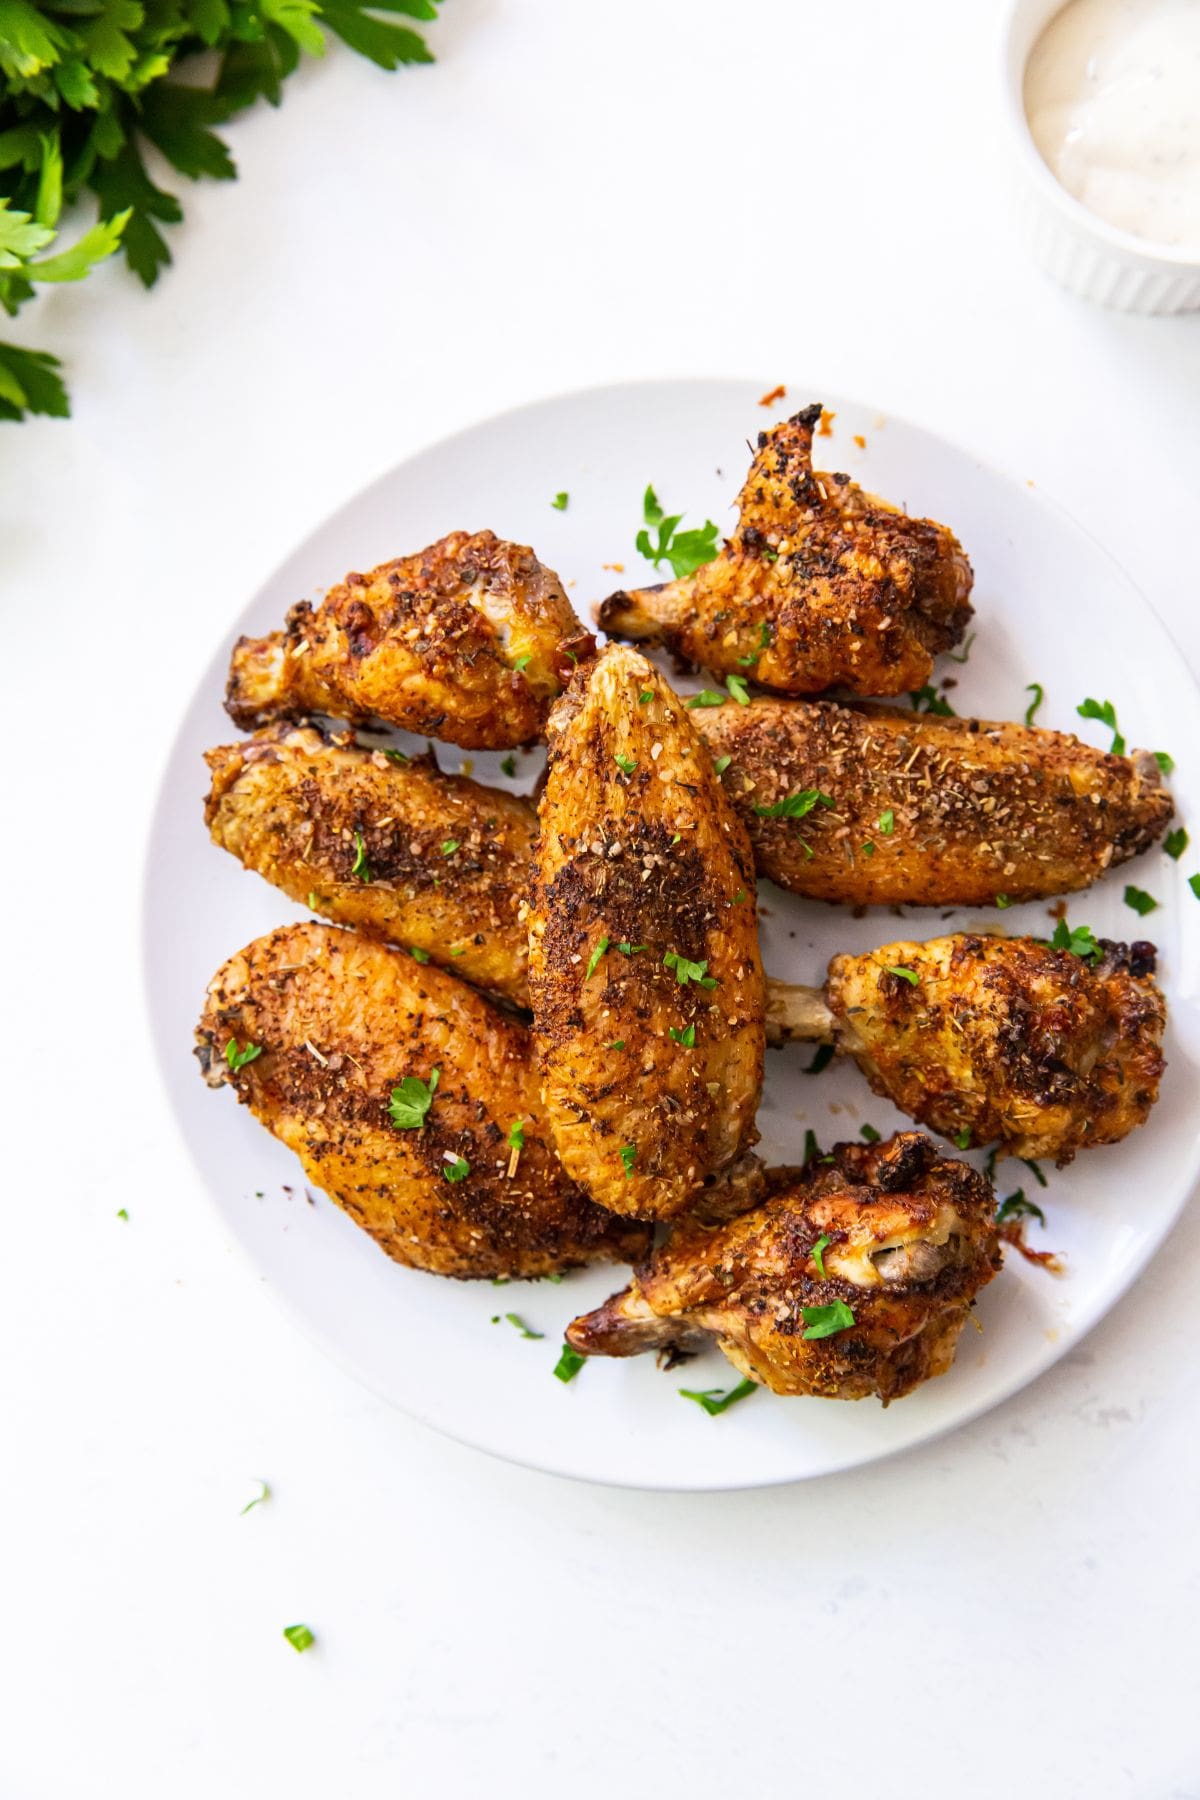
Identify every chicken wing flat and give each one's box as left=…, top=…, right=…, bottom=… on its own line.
left=695, top=697, right=1172, bottom=906
left=822, top=933, right=1165, bottom=1164
left=195, top=922, right=648, bottom=1279
left=226, top=531, right=591, bottom=749
left=529, top=645, right=765, bottom=1221
left=598, top=406, right=973, bottom=697
left=205, top=724, right=536, bottom=1005
left=569, top=1134, right=1001, bottom=1403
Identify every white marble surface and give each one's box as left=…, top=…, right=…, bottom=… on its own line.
left=4, top=2, right=1199, bottom=1793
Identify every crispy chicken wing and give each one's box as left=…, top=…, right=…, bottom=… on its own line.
left=695, top=697, right=1172, bottom=906
left=226, top=531, right=591, bottom=749
left=820, top=932, right=1165, bottom=1164
left=195, top=922, right=647, bottom=1279
left=204, top=724, right=536, bottom=1005
left=598, top=406, right=973, bottom=696
left=528, top=646, right=766, bottom=1221
left=569, top=1133, right=1001, bottom=1402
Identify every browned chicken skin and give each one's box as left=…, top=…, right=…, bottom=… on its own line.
left=529, top=646, right=766, bottom=1221
left=205, top=724, right=536, bottom=1005
left=695, top=697, right=1172, bottom=906
left=195, top=922, right=648, bottom=1279
left=226, top=531, right=591, bottom=749
left=818, top=933, right=1166, bottom=1164
left=598, top=406, right=973, bottom=696
left=569, top=1133, right=1001, bottom=1403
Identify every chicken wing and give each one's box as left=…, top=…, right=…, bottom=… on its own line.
left=568, top=1133, right=1001, bottom=1403
left=195, top=922, right=648, bottom=1279
left=598, top=405, right=973, bottom=696
left=695, top=697, right=1172, bottom=906
left=226, top=531, right=591, bottom=749
left=204, top=724, right=536, bottom=1005
left=528, top=646, right=766, bottom=1221
left=819, top=932, right=1165, bottom=1164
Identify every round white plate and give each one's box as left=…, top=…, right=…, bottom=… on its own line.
left=145, top=378, right=1200, bottom=1489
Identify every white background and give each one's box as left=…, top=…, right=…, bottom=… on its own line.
left=4, top=2, right=1200, bottom=1795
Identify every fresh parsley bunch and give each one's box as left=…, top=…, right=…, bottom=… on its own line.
left=0, top=0, right=441, bottom=420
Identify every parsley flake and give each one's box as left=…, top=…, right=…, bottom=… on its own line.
left=1024, top=683, right=1045, bottom=728
left=507, top=1120, right=525, bottom=1151
left=382, top=748, right=410, bottom=765
left=614, top=753, right=637, bottom=775
left=616, top=942, right=645, bottom=956
left=553, top=1344, right=586, bottom=1383
left=1190, top=874, right=1200, bottom=901
left=618, top=1143, right=637, bottom=1179
left=713, top=754, right=732, bottom=775
left=860, top=1124, right=881, bottom=1143
left=996, top=894, right=1013, bottom=909
left=947, top=632, right=976, bottom=664
left=116, top=1208, right=129, bottom=1221
left=663, top=950, right=718, bottom=988
left=441, top=839, right=460, bottom=857
left=500, top=754, right=517, bottom=778
left=283, top=1625, right=315, bottom=1654
left=225, top=1038, right=262, bottom=1072
left=668, top=1024, right=696, bottom=1048
left=504, top=1313, right=544, bottom=1340
left=240, top=1479, right=270, bottom=1516
left=388, top=1068, right=439, bottom=1131
left=443, top=1155, right=470, bottom=1183
left=953, top=1129, right=972, bottom=1149
left=608, top=1039, right=626, bottom=1050
left=638, top=689, right=654, bottom=704
left=512, top=654, right=533, bottom=672
left=909, top=685, right=955, bottom=716
left=351, top=830, right=372, bottom=881
left=810, top=1233, right=830, bottom=1278
left=636, top=484, right=721, bottom=579
left=585, top=936, right=610, bottom=979
left=726, top=673, right=751, bottom=706
left=678, top=1378, right=758, bottom=1416
left=1050, top=919, right=1102, bottom=961
left=1022, top=1158, right=1048, bottom=1188
left=1124, top=885, right=1158, bottom=917
left=801, top=1299, right=856, bottom=1340
left=1165, top=827, right=1188, bottom=860
left=804, top=1043, right=835, bottom=1076
left=1077, top=697, right=1125, bottom=755
left=1155, top=751, right=1175, bottom=776
left=753, top=788, right=833, bottom=822
left=884, top=964, right=920, bottom=986
left=996, top=1189, right=1046, bottom=1228
left=551, top=491, right=569, bottom=510
left=686, top=689, right=726, bottom=709
left=409, top=945, right=430, bottom=964
left=877, top=808, right=894, bottom=835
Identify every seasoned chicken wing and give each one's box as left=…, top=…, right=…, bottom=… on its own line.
left=569, top=1134, right=1001, bottom=1403
left=226, top=531, right=591, bottom=749
left=820, top=932, right=1166, bottom=1164
left=695, top=697, right=1172, bottom=906
left=528, top=646, right=766, bottom=1221
left=598, top=406, right=973, bottom=696
left=195, top=923, right=647, bottom=1279
left=204, top=724, right=536, bottom=1004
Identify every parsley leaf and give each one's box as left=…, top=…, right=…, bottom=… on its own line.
left=1076, top=697, right=1126, bottom=756
left=1021, top=1158, right=1048, bottom=1188
left=668, top=1023, right=696, bottom=1047
left=686, top=689, right=726, bottom=709
left=725, top=672, right=751, bottom=706
left=616, top=942, right=645, bottom=956
left=443, top=1154, right=470, bottom=1183
left=636, top=484, right=721, bottom=579
left=753, top=788, right=833, bottom=821
left=996, top=893, right=1012, bottom=908
left=585, top=936, right=609, bottom=979
left=440, top=839, right=460, bottom=857
left=618, top=1143, right=636, bottom=1179
left=804, top=1043, right=835, bottom=1076
left=1155, top=751, right=1174, bottom=776
left=801, top=1299, right=856, bottom=1340
left=388, top=1068, right=438, bottom=1130
left=503, top=1313, right=544, bottom=1340
left=947, top=632, right=976, bottom=664
left=614, top=752, right=637, bottom=775
left=409, top=945, right=430, bottom=964
left=663, top=951, right=718, bottom=988
left=996, top=1189, right=1046, bottom=1228
left=678, top=1378, right=758, bottom=1416
left=737, top=623, right=772, bottom=666
left=283, top=1624, right=315, bottom=1653
left=351, top=828, right=372, bottom=881
left=500, top=754, right=517, bottom=777
left=1191, top=874, right=1200, bottom=901
left=884, top=964, right=920, bottom=986
left=225, top=1038, right=262, bottom=1071
left=553, top=1344, right=586, bottom=1382
left=240, top=1479, right=270, bottom=1516
left=551, top=491, right=569, bottom=510
left=953, top=1128, right=972, bottom=1149
left=810, top=1233, right=830, bottom=1277
left=1123, top=885, right=1158, bottom=917
left=1050, top=919, right=1102, bottom=962
left=860, top=1124, right=881, bottom=1143
left=909, top=685, right=955, bottom=716
left=877, top=808, right=894, bottom=834
left=512, top=653, right=532, bottom=672
left=1165, top=827, right=1188, bottom=861
left=507, top=1120, right=525, bottom=1151
left=713, top=754, right=732, bottom=775
left=1024, top=682, right=1044, bottom=727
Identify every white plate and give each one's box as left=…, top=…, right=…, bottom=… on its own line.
left=144, top=378, right=1200, bottom=1489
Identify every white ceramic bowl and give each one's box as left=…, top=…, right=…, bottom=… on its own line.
left=1003, top=0, right=1200, bottom=313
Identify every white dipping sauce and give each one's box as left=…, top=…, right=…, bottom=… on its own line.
left=1024, top=0, right=1200, bottom=251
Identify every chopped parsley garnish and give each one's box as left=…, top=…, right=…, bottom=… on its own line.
left=503, top=1313, right=544, bottom=1340
left=585, top=936, right=610, bottom=979
left=388, top=1068, right=439, bottom=1131
left=860, top=1124, right=881, bottom=1143
left=616, top=942, right=645, bottom=956
left=225, top=1038, right=262, bottom=1072
left=409, top=945, right=430, bottom=964
left=1124, top=885, right=1158, bottom=917
left=947, top=632, right=976, bottom=664
left=240, top=1479, right=270, bottom=1516
left=116, top=1208, right=129, bottom=1221
left=1050, top=919, right=1102, bottom=961
left=804, top=1043, right=835, bottom=1076
left=678, top=1378, right=758, bottom=1416
left=737, top=623, right=773, bottom=666
left=1076, top=697, right=1125, bottom=755
left=618, top=1143, right=637, bottom=1179
left=713, top=754, right=732, bottom=775
left=636, top=484, right=721, bottom=579
left=663, top=951, right=718, bottom=988
left=441, top=839, right=460, bottom=857
left=996, top=894, right=1012, bottom=908
left=507, top=1120, right=525, bottom=1152
left=450, top=948, right=465, bottom=957
left=500, top=754, right=517, bottom=777
left=553, top=1344, right=586, bottom=1383
left=1155, top=751, right=1175, bottom=775
left=669, top=1024, right=696, bottom=1047
left=638, top=688, right=654, bottom=704
left=1024, top=682, right=1044, bottom=728
left=614, top=753, right=637, bottom=775
left=877, top=808, right=895, bottom=835
left=732, top=889, right=746, bottom=904
left=608, top=1039, right=626, bottom=1050
left=953, top=1129, right=972, bottom=1149
left=1165, top=827, right=1188, bottom=860
left=283, top=1625, right=315, bottom=1653
left=551, top=491, right=569, bottom=510
left=444, top=1155, right=470, bottom=1183
left=726, top=673, right=751, bottom=705
left=862, top=842, right=875, bottom=856
left=803, top=1128, right=821, bottom=1164
left=512, top=654, right=533, bottom=672
left=382, top=748, right=410, bottom=764
left=810, top=1233, right=830, bottom=1278
left=1021, top=1158, right=1048, bottom=1188
left=753, top=788, right=833, bottom=821
left=351, top=830, right=371, bottom=880
left=884, top=964, right=920, bottom=985
left=307, top=891, right=320, bottom=911
left=996, top=1189, right=1046, bottom=1228
left=909, top=685, right=955, bottom=716
left=1190, top=874, right=1200, bottom=901
left=686, top=689, right=726, bottom=708
left=801, top=1299, right=856, bottom=1340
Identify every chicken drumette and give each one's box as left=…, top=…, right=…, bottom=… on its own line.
left=226, top=530, right=591, bottom=749
left=695, top=696, right=1172, bottom=906
left=771, top=932, right=1166, bottom=1163
left=195, top=922, right=647, bottom=1279
left=204, top=723, right=536, bottom=1004
left=598, top=405, right=973, bottom=696
left=569, top=1133, right=1001, bottom=1403
left=528, top=646, right=766, bottom=1221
